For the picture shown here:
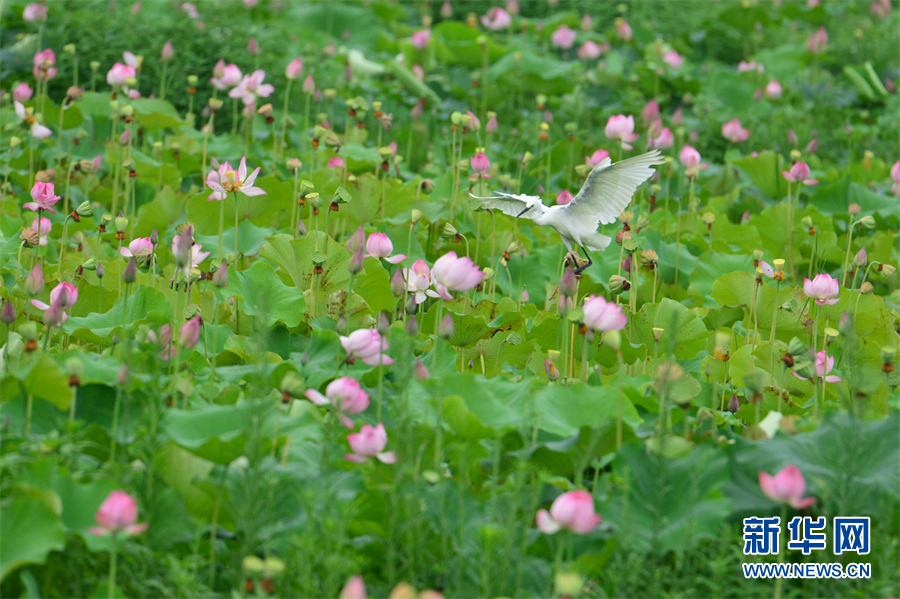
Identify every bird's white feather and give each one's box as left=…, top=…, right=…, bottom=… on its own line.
left=565, top=150, right=664, bottom=226
left=470, top=191, right=548, bottom=219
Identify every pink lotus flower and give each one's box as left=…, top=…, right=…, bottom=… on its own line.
left=585, top=149, right=610, bottom=169
left=411, top=29, right=431, bottom=49
left=647, top=127, right=674, bottom=150
left=285, top=57, right=303, bottom=80
left=615, top=19, right=632, bottom=41
left=205, top=157, right=266, bottom=197
left=891, top=159, right=900, bottom=195
left=803, top=273, right=839, bottom=305
left=32, top=49, right=57, bottom=82
left=470, top=152, right=491, bottom=178
left=31, top=282, right=78, bottom=321
left=302, top=74, right=316, bottom=95
left=481, top=7, right=512, bottom=30
left=404, top=260, right=440, bottom=304
left=364, top=233, right=406, bottom=264
left=577, top=40, right=603, bottom=60
left=13, top=82, right=33, bottom=102
left=178, top=315, right=202, bottom=349
left=14, top=101, right=52, bottom=139
left=662, top=49, right=684, bottom=70
left=340, top=328, right=394, bottom=367
left=485, top=115, right=497, bottom=133
left=738, top=60, right=763, bottom=73
left=344, top=423, right=397, bottom=464
left=581, top=13, right=593, bottom=31
left=229, top=69, right=274, bottom=105
left=88, top=491, right=148, bottom=536
left=431, top=251, right=485, bottom=296
left=327, top=156, right=345, bottom=169
left=161, top=41, right=174, bottom=62
left=641, top=100, right=659, bottom=123
left=181, top=2, right=198, bottom=18
left=782, top=161, right=818, bottom=185
left=205, top=161, right=232, bottom=201
left=107, top=63, right=136, bottom=87
left=721, top=118, right=750, bottom=143
left=247, top=37, right=260, bottom=55
left=339, top=575, right=367, bottom=599
left=582, top=295, right=627, bottom=333
left=764, top=79, right=782, bottom=99
left=806, top=26, right=828, bottom=54
left=556, top=190, right=573, bottom=206
left=24, top=181, right=60, bottom=213
left=793, top=350, right=841, bottom=383
left=211, top=62, right=242, bottom=90
left=32, top=217, right=51, bottom=246
left=305, top=376, right=371, bottom=429
left=550, top=25, right=577, bottom=50
left=23, top=3, right=47, bottom=22
left=758, top=465, right=816, bottom=509
left=120, top=237, right=153, bottom=258
left=171, top=235, right=211, bottom=272
left=536, top=490, right=602, bottom=535
left=605, top=115, right=639, bottom=150
left=680, top=145, right=707, bottom=178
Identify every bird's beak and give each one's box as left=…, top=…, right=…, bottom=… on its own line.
left=516, top=206, right=531, bottom=217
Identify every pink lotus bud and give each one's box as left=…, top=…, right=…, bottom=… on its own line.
left=440, top=1, right=453, bottom=18
left=347, top=225, right=366, bottom=253
left=853, top=247, right=867, bottom=268
left=179, top=315, right=202, bottom=348
left=577, top=40, right=603, bottom=60
left=550, top=24, right=577, bottom=50
left=413, top=358, right=430, bottom=380
left=519, top=287, right=529, bottom=303
left=605, top=114, right=639, bottom=150
left=285, top=57, right=303, bottom=80
left=581, top=13, right=593, bottom=31
left=556, top=190, right=573, bottom=206
left=641, top=100, right=659, bottom=123
left=803, top=273, right=840, bottom=305
left=340, top=329, right=394, bottom=366
left=806, top=137, right=818, bottom=154
left=663, top=50, right=684, bottom=69
left=302, top=74, right=316, bottom=95
left=439, top=313, right=455, bottom=339
left=365, top=232, right=405, bottom=264
left=559, top=266, right=577, bottom=297
left=161, top=41, right=174, bottom=63
left=25, top=263, right=45, bottom=296
left=786, top=129, right=799, bottom=146
left=344, top=423, right=396, bottom=464
left=485, top=115, right=497, bottom=133
left=544, top=358, right=559, bottom=381
left=348, top=247, right=365, bottom=274
left=411, top=29, right=431, bottom=50
left=582, top=295, right=627, bottom=333
left=806, top=26, right=828, bottom=54
left=616, top=19, right=632, bottom=41
left=470, top=152, right=491, bottom=176
left=758, top=465, right=816, bottom=509
left=481, top=7, right=512, bottom=30
left=721, top=118, right=750, bottom=143
left=88, top=490, right=149, bottom=536
left=23, top=3, right=48, bottom=22
left=672, top=107, right=684, bottom=126
left=327, top=157, right=345, bottom=169
left=212, top=59, right=226, bottom=79
left=536, top=490, right=602, bottom=535
left=247, top=37, right=260, bottom=55
left=339, top=575, right=367, bottom=599
left=390, top=269, right=406, bottom=297
left=13, top=82, right=33, bottom=102
left=764, top=79, right=782, bottom=99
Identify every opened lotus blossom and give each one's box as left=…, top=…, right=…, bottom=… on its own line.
left=89, top=490, right=149, bottom=536
left=340, top=328, right=394, bottom=366
left=585, top=149, right=610, bottom=169
left=107, top=62, right=136, bottom=87
left=481, top=7, right=512, bottom=30
left=229, top=69, right=275, bottom=105
left=205, top=157, right=266, bottom=197
left=23, top=2, right=48, bottom=22
left=605, top=115, right=639, bottom=150
left=647, top=126, right=673, bottom=150
left=13, top=82, right=33, bottom=102
left=577, top=40, right=603, bottom=60
left=120, top=237, right=153, bottom=258
left=758, top=465, right=816, bottom=509
left=404, top=260, right=440, bottom=304
left=536, top=490, right=602, bottom=535
left=14, top=101, right=52, bottom=139
left=31, top=282, right=78, bottom=323
left=721, top=119, right=750, bottom=143
left=431, top=251, right=485, bottom=297
left=344, top=423, right=397, bottom=464
left=804, top=273, right=839, bottom=305
left=550, top=24, right=577, bottom=50
left=582, top=295, right=627, bottom=333
left=305, top=376, right=371, bottom=429
left=782, top=162, right=818, bottom=185
left=806, top=27, right=828, bottom=54
left=32, top=49, right=57, bottom=82
left=327, top=157, right=345, bottom=169
left=793, top=350, right=841, bottom=383
left=24, top=181, right=60, bottom=213
left=364, top=233, right=406, bottom=264
left=171, top=235, right=211, bottom=273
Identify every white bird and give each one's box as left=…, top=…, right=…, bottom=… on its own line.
left=472, top=150, right=664, bottom=274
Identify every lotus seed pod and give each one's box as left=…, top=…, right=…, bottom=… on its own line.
left=602, top=330, right=621, bottom=351
left=20, top=227, right=40, bottom=248
left=441, top=223, right=458, bottom=239
left=300, top=180, right=315, bottom=194
left=858, top=215, right=876, bottom=230
left=881, top=346, right=897, bottom=364
left=859, top=281, right=873, bottom=294
left=880, top=264, right=896, bottom=277
left=281, top=373, right=306, bottom=399
left=82, top=258, right=97, bottom=271
left=608, top=274, right=629, bottom=295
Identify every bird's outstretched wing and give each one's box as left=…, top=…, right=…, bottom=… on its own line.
left=469, top=191, right=548, bottom=219
left=565, top=150, right=664, bottom=226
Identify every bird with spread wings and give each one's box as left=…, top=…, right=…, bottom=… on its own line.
left=471, top=150, right=664, bottom=274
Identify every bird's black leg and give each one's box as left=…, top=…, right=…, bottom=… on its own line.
left=574, top=245, right=593, bottom=274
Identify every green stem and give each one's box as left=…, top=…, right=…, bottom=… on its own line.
left=108, top=532, right=118, bottom=599
left=233, top=191, right=239, bottom=263
left=217, top=198, right=225, bottom=262
left=841, top=220, right=856, bottom=288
